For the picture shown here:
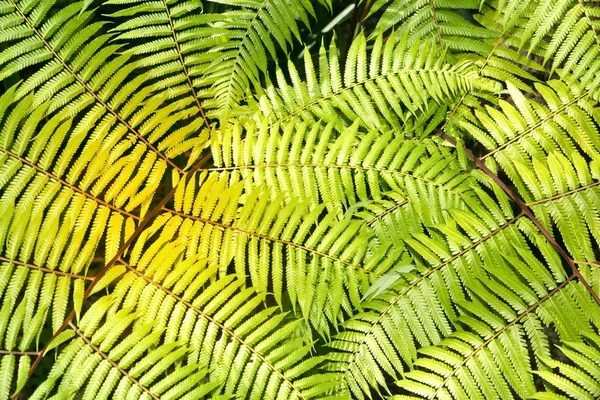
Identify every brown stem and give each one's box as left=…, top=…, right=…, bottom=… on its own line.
left=359, top=0, right=374, bottom=26
left=438, top=132, right=600, bottom=306
left=0, top=350, right=41, bottom=356
left=13, top=154, right=213, bottom=398
left=0, top=256, right=93, bottom=281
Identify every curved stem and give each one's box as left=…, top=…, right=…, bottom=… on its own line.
left=14, top=155, right=213, bottom=398
left=439, top=132, right=600, bottom=306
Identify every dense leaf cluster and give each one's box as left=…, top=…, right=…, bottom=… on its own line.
left=0, top=0, right=599, bottom=399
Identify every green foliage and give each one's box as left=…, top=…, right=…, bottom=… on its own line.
left=0, top=0, right=599, bottom=399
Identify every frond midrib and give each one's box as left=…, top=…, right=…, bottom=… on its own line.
left=526, top=180, right=600, bottom=206
left=163, top=208, right=375, bottom=275
left=336, top=212, right=523, bottom=378
left=0, top=146, right=141, bottom=221
left=430, top=276, right=575, bottom=398
left=159, top=0, right=209, bottom=127
left=269, top=67, right=473, bottom=126
left=0, top=256, right=93, bottom=281
left=8, top=0, right=182, bottom=172
left=202, top=162, right=469, bottom=191
left=69, top=321, right=159, bottom=400
left=117, top=258, right=307, bottom=399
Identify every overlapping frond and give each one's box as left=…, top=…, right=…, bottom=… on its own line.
left=0, top=0, right=200, bottom=169
left=209, top=117, right=473, bottom=221
left=0, top=1, right=207, bottom=395
left=367, top=0, right=492, bottom=48
left=87, top=244, right=339, bottom=399
left=104, top=0, right=209, bottom=121
left=258, top=32, right=500, bottom=131
left=104, top=0, right=213, bottom=126
left=107, top=0, right=325, bottom=117
left=1, top=0, right=600, bottom=398
left=29, top=304, right=221, bottom=399
left=459, top=81, right=600, bottom=263
left=393, top=267, right=599, bottom=400
left=329, top=175, right=600, bottom=399
left=500, top=0, right=600, bottom=100
left=326, top=179, right=513, bottom=398
left=129, top=172, right=408, bottom=336
left=0, top=81, right=158, bottom=393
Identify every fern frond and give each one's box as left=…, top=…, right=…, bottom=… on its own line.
left=107, top=0, right=324, bottom=117
left=0, top=2, right=203, bottom=390
left=326, top=182, right=521, bottom=398
left=209, top=117, right=473, bottom=222
left=504, top=0, right=600, bottom=95
left=458, top=81, right=600, bottom=262
left=259, top=31, right=500, bottom=131
left=2, top=0, right=600, bottom=398
left=367, top=0, right=492, bottom=49
left=0, top=0, right=196, bottom=171
left=325, top=163, right=600, bottom=399
left=88, top=248, right=339, bottom=399
left=532, top=332, right=600, bottom=400
left=132, top=175, right=409, bottom=336
left=29, top=306, right=221, bottom=399
left=393, top=270, right=599, bottom=400
left=104, top=0, right=210, bottom=127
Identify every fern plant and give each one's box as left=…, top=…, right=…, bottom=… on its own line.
left=0, top=0, right=599, bottom=398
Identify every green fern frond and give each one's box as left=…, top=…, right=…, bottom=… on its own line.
left=107, top=0, right=324, bottom=117
left=104, top=0, right=213, bottom=125
left=326, top=163, right=600, bottom=399
left=0, top=2, right=202, bottom=392
left=392, top=272, right=599, bottom=400
left=29, top=306, right=221, bottom=399
left=2, top=0, right=600, bottom=398
left=88, top=247, right=339, bottom=399
left=0, top=0, right=209, bottom=169
left=259, top=31, right=500, bottom=131
left=209, top=117, right=473, bottom=221
left=532, top=332, right=600, bottom=400
left=496, top=0, right=600, bottom=99
left=458, top=80, right=600, bottom=262
left=367, top=0, right=492, bottom=48
left=134, top=174, right=409, bottom=336
left=326, top=182, right=520, bottom=398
